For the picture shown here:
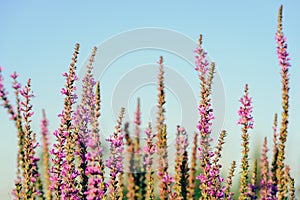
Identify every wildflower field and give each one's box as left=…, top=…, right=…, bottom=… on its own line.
left=0, top=3, right=299, bottom=200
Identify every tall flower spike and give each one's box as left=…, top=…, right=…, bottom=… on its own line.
left=158, top=125, right=174, bottom=199
left=20, top=79, right=42, bottom=199
left=275, top=5, right=291, bottom=199
left=134, top=99, right=141, bottom=163
left=50, top=43, right=80, bottom=199
left=173, top=126, right=189, bottom=200
left=270, top=113, right=278, bottom=198
left=0, top=70, right=27, bottom=199
left=195, top=34, right=220, bottom=199
left=0, top=68, right=17, bottom=120
left=106, top=107, right=125, bottom=200
left=133, top=98, right=144, bottom=199
left=144, top=122, right=156, bottom=200
left=74, top=46, right=99, bottom=199
left=0, top=69, right=26, bottom=199
left=271, top=113, right=278, bottom=175
left=12, top=73, right=27, bottom=200
left=209, top=130, right=227, bottom=198
left=124, top=122, right=136, bottom=200
left=156, top=56, right=170, bottom=200
left=85, top=82, right=107, bottom=200
left=41, top=109, right=52, bottom=200
left=238, top=84, right=254, bottom=200
left=11, top=72, right=25, bottom=178
left=174, top=126, right=182, bottom=197
left=61, top=43, right=80, bottom=200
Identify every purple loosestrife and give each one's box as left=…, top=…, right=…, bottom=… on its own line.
left=20, top=79, right=42, bottom=199
left=9, top=72, right=25, bottom=198
left=73, top=46, right=99, bottom=199
left=73, top=103, right=89, bottom=199
left=11, top=72, right=23, bottom=136
left=143, top=123, right=156, bottom=200
left=174, top=127, right=182, bottom=197
left=187, top=132, right=198, bottom=200
left=133, top=98, right=145, bottom=199
left=0, top=68, right=18, bottom=121
left=259, top=137, right=269, bottom=199
left=61, top=44, right=81, bottom=200
left=50, top=43, right=80, bottom=199
left=195, top=35, right=224, bottom=199
left=157, top=124, right=175, bottom=199
left=11, top=72, right=27, bottom=198
left=209, top=130, right=227, bottom=198
left=211, top=130, right=227, bottom=195
left=270, top=113, right=278, bottom=198
left=275, top=5, right=291, bottom=199
left=85, top=82, right=106, bottom=200
left=195, top=35, right=212, bottom=190
left=10, top=72, right=22, bottom=122
left=173, top=126, right=189, bottom=200
left=213, top=131, right=227, bottom=167
left=156, top=56, right=171, bottom=200
left=160, top=167, right=175, bottom=197
left=9, top=73, right=45, bottom=199
left=134, top=98, right=141, bottom=159
left=124, top=122, right=136, bottom=200
left=0, top=69, right=25, bottom=198
left=237, top=84, right=254, bottom=200
left=106, top=107, right=125, bottom=200
left=41, top=109, right=52, bottom=200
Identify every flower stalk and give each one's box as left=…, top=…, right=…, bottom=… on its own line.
left=41, top=109, right=52, bottom=200
left=275, top=5, right=291, bottom=199
left=238, top=84, right=254, bottom=200
left=50, top=43, right=80, bottom=199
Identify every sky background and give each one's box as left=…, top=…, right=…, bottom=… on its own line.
left=1, top=0, right=300, bottom=198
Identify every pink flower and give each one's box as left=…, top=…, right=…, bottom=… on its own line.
left=162, top=173, right=174, bottom=184
left=237, top=85, right=254, bottom=129
left=10, top=72, right=19, bottom=79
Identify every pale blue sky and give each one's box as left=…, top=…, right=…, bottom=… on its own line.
left=1, top=1, right=300, bottom=198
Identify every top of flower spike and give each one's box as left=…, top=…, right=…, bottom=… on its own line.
left=237, top=84, right=254, bottom=129
left=198, top=34, right=203, bottom=46
left=10, top=72, right=19, bottom=79
left=134, top=98, right=141, bottom=126
left=275, top=5, right=290, bottom=72
left=194, top=34, right=209, bottom=73
left=277, top=5, right=283, bottom=33
left=158, top=56, right=163, bottom=65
